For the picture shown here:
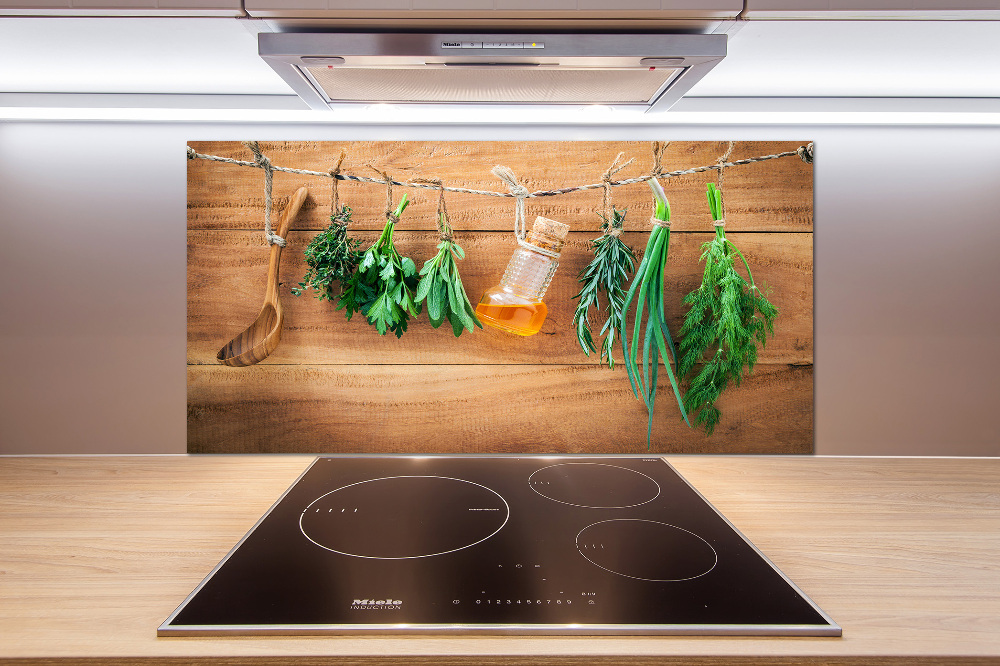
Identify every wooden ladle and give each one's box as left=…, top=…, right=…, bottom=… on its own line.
left=217, top=186, right=308, bottom=367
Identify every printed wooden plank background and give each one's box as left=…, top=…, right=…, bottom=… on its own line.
left=187, top=140, right=813, bottom=454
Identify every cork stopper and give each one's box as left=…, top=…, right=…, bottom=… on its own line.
left=525, top=215, right=569, bottom=254
left=531, top=215, right=569, bottom=239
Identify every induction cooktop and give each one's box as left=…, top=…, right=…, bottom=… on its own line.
left=159, top=456, right=840, bottom=636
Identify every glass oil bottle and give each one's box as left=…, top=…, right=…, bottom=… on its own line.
left=476, top=215, right=570, bottom=336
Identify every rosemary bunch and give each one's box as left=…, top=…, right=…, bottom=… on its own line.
left=415, top=217, right=482, bottom=337
left=337, top=193, right=421, bottom=338
left=572, top=207, right=637, bottom=368
left=620, top=179, right=690, bottom=449
left=678, top=183, right=778, bottom=434
left=291, top=205, right=362, bottom=301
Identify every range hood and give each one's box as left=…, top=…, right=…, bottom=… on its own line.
left=258, top=32, right=726, bottom=113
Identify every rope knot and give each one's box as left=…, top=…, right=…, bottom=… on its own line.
left=243, top=141, right=285, bottom=247
left=647, top=141, right=668, bottom=179
left=650, top=216, right=671, bottom=229
left=329, top=150, right=347, bottom=216
left=186, top=146, right=197, bottom=160
left=492, top=165, right=531, bottom=242
left=368, top=165, right=397, bottom=221
left=600, top=152, right=634, bottom=223
left=247, top=144, right=272, bottom=171
left=797, top=143, right=814, bottom=163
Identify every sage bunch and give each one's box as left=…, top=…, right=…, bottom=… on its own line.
left=678, top=183, right=778, bottom=434
left=415, top=216, right=482, bottom=337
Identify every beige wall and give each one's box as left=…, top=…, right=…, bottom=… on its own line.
left=1, top=120, right=998, bottom=456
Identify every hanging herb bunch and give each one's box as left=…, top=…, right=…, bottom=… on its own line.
left=678, top=181, right=778, bottom=434
left=572, top=206, right=636, bottom=368
left=292, top=152, right=361, bottom=302
left=338, top=192, right=421, bottom=338
left=291, top=204, right=362, bottom=301
left=620, top=177, right=690, bottom=448
left=414, top=182, right=482, bottom=337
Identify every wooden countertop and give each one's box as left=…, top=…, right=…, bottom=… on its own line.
left=1, top=455, right=997, bottom=665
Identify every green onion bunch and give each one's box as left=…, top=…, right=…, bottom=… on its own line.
left=620, top=179, right=690, bottom=448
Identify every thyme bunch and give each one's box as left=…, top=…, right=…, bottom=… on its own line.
left=291, top=205, right=362, bottom=301
left=415, top=216, right=482, bottom=337
left=678, top=183, right=778, bottom=434
left=572, top=207, right=637, bottom=368
left=620, top=179, right=690, bottom=449
left=337, top=194, right=421, bottom=338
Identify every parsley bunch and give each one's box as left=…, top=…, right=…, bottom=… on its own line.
left=291, top=205, right=362, bottom=302
left=573, top=207, right=636, bottom=368
left=678, top=183, right=778, bottom=434
left=337, top=194, right=421, bottom=338
left=415, top=218, right=482, bottom=337
left=620, top=180, right=690, bottom=449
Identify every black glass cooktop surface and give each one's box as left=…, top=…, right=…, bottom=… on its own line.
left=159, top=456, right=840, bottom=636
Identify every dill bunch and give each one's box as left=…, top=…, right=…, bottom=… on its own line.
left=572, top=207, right=637, bottom=368
left=291, top=205, right=362, bottom=302
left=620, top=180, right=690, bottom=449
left=678, top=182, right=778, bottom=434
left=337, top=194, right=421, bottom=338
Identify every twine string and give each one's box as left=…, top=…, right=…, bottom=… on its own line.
left=369, top=166, right=398, bottom=223
left=647, top=141, right=672, bottom=231
left=329, top=150, right=347, bottom=223
left=189, top=142, right=810, bottom=200
left=189, top=142, right=813, bottom=241
left=491, top=165, right=530, bottom=241
left=243, top=141, right=286, bottom=247
left=601, top=151, right=634, bottom=232
left=797, top=142, right=815, bottom=163
left=715, top=140, right=735, bottom=228
left=410, top=177, right=452, bottom=241
left=648, top=141, right=667, bottom=179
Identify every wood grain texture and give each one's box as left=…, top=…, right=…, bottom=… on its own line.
left=1, top=456, right=998, bottom=664
left=188, top=230, right=813, bottom=365
left=186, top=364, right=813, bottom=454
left=187, top=141, right=813, bottom=454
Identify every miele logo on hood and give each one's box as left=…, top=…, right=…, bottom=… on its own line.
left=351, top=598, right=403, bottom=610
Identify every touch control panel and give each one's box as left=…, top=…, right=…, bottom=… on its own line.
left=442, top=41, right=545, bottom=49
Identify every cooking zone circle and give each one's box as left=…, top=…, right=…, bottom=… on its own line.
left=576, top=519, right=718, bottom=582
left=528, top=463, right=661, bottom=508
left=299, top=476, right=509, bottom=559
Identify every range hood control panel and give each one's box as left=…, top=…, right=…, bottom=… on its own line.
left=442, top=41, right=545, bottom=49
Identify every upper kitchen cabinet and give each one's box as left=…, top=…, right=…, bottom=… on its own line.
left=241, top=0, right=742, bottom=31
left=243, top=0, right=742, bottom=15
left=0, top=0, right=243, bottom=16
left=742, top=0, right=1000, bottom=19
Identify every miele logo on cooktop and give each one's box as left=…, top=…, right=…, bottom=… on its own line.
left=350, top=598, right=403, bottom=610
